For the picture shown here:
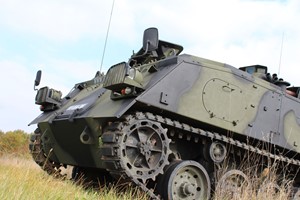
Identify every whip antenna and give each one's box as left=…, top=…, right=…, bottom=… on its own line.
left=278, top=32, right=284, bottom=75
left=100, top=0, right=115, bottom=73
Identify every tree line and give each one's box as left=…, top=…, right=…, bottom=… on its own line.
left=0, top=130, right=31, bottom=157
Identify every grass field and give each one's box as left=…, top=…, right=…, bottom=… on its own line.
left=0, top=155, right=148, bottom=200
left=0, top=130, right=296, bottom=199
left=0, top=130, right=148, bottom=200
left=1, top=156, right=294, bottom=200
left=212, top=164, right=293, bottom=200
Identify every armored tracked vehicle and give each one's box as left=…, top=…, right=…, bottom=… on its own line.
left=29, top=28, right=300, bottom=199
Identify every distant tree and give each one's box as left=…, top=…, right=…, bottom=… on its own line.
left=0, top=130, right=30, bottom=157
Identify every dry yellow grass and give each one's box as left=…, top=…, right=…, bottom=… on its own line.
left=212, top=157, right=294, bottom=200
left=0, top=130, right=296, bottom=199
left=0, top=155, right=148, bottom=200
left=1, top=155, right=295, bottom=200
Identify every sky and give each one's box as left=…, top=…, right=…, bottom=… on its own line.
left=0, top=0, right=299, bottom=133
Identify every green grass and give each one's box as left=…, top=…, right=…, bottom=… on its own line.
left=0, top=130, right=148, bottom=200
left=0, top=130, right=296, bottom=199
left=0, top=155, right=148, bottom=200
left=0, top=156, right=294, bottom=200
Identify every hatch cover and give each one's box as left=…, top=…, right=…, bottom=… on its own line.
left=202, top=78, right=246, bottom=124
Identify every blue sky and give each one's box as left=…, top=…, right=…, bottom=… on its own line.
left=0, top=0, right=299, bottom=133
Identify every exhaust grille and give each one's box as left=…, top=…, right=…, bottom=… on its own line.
left=103, top=62, right=127, bottom=90
left=35, top=87, right=48, bottom=105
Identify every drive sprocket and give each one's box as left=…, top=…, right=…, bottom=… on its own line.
left=102, top=112, right=172, bottom=184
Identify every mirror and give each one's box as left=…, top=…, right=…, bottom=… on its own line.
left=34, top=70, right=42, bottom=90
left=143, top=27, right=159, bottom=52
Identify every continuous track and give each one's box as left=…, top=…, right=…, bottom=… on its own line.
left=29, top=128, right=65, bottom=178
left=101, top=111, right=300, bottom=199
left=29, top=111, right=300, bottom=199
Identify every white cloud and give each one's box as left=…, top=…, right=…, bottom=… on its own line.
left=37, top=59, right=100, bottom=94
left=0, top=0, right=113, bottom=41
left=0, top=58, right=99, bottom=133
left=0, top=60, right=39, bottom=133
left=1, top=0, right=300, bottom=132
left=149, top=0, right=300, bottom=84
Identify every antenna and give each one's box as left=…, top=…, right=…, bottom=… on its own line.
left=100, top=0, right=116, bottom=73
left=278, top=32, right=284, bottom=75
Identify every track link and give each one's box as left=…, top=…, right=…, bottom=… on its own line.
left=101, top=111, right=300, bottom=199
left=29, top=128, right=65, bottom=178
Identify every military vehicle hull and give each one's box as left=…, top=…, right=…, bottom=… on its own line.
left=29, top=28, right=300, bottom=199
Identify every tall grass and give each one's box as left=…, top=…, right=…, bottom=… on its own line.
left=0, top=130, right=296, bottom=199
left=0, top=130, right=148, bottom=200
left=213, top=151, right=295, bottom=200
left=0, top=155, right=148, bottom=200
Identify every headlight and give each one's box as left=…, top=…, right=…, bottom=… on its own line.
left=103, top=62, right=144, bottom=91
left=36, top=87, right=62, bottom=104
left=48, top=89, right=62, bottom=102
left=127, top=68, right=143, bottom=83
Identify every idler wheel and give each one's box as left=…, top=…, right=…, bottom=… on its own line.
left=29, top=128, right=71, bottom=179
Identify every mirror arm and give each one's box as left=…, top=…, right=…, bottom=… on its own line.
left=130, top=41, right=150, bottom=59
left=34, top=70, right=42, bottom=91
left=34, top=79, right=40, bottom=91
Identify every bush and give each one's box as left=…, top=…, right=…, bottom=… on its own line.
left=0, top=130, right=30, bottom=157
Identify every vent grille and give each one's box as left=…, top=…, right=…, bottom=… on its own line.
left=35, top=87, right=48, bottom=104
left=103, top=62, right=127, bottom=89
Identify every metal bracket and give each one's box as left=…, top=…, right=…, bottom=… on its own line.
left=160, top=92, right=169, bottom=105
